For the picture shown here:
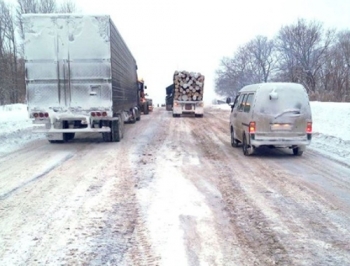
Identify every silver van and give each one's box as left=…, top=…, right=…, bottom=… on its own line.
left=226, top=82, right=312, bottom=156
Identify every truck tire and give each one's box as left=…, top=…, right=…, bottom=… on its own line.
left=102, top=120, right=112, bottom=142
left=63, top=133, right=75, bottom=141
left=130, top=108, right=136, bottom=124
left=102, top=132, right=111, bottom=142
left=144, top=102, right=149, bottom=114
left=136, top=109, right=141, bottom=121
left=62, top=121, right=75, bottom=142
left=113, top=115, right=124, bottom=142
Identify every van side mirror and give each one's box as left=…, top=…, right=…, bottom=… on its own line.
left=226, top=97, right=231, bottom=104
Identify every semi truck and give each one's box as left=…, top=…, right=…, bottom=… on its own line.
left=138, top=79, right=149, bottom=114
left=23, top=14, right=141, bottom=143
left=172, top=70, right=204, bottom=117
left=146, top=98, right=153, bottom=112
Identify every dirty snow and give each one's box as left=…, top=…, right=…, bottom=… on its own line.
left=0, top=101, right=350, bottom=265
left=1, top=101, right=349, bottom=160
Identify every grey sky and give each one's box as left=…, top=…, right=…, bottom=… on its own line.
left=7, top=0, right=350, bottom=104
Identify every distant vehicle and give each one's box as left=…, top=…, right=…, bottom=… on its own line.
left=165, top=84, right=174, bottom=111
left=137, top=79, right=149, bottom=115
left=23, top=14, right=140, bottom=143
left=172, top=70, right=204, bottom=117
left=226, top=82, right=312, bottom=156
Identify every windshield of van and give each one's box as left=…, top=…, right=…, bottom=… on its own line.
left=255, top=86, right=310, bottom=116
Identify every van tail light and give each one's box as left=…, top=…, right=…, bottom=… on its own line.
left=249, top=121, right=256, bottom=133
left=306, top=122, right=312, bottom=133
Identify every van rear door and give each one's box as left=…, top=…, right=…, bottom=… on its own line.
left=254, top=85, right=311, bottom=137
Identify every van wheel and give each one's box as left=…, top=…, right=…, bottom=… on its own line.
left=242, top=134, right=254, bottom=156
left=231, top=129, right=239, bottom=147
left=293, top=147, right=303, bottom=156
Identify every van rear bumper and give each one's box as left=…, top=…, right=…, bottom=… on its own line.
left=251, top=135, right=311, bottom=148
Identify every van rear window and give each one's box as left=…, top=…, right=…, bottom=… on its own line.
left=256, top=87, right=309, bottom=115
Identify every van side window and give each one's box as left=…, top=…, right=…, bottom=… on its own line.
left=238, top=94, right=247, bottom=112
left=244, top=93, right=254, bottom=113
left=233, top=94, right=243, bottom=110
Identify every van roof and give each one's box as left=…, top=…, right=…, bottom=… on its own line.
left=239, top=82, right=305, bottom=93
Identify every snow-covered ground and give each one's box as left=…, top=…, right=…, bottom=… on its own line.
left=1, top=102, right=350, bottom=265
left=2, top=102, right=348, bottom=162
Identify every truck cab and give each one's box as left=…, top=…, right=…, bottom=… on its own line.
left=138, top=79, right=149, bottom=115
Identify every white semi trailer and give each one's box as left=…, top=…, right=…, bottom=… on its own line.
left=23, top=14, right=141, bottom=143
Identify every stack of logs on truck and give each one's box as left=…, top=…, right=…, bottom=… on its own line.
left=23, top=14, right=143, bottom=143
left=171, top=70, right=204, bottom=117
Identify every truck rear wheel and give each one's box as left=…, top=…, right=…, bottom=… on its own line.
left=63, top=133, right=75, bottom=141
left=136, top=109, right=141, bottom=121
left=111, top=119, right=123, bottom=142
left=130, top=109, right=136, bottom=124
left=143, top=102, right=149, bottom=114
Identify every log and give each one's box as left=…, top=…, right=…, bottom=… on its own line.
left=173, top=70, right=205, bottom=102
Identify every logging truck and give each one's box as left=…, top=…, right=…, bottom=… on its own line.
left=172, top=71, right=204, bottom=117
left=23, top=14, right=141, bottom=143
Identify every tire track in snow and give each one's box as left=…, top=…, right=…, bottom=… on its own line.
left=0, top=152, right=74, bottom=201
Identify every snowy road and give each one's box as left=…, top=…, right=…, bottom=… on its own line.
left=1, top=107, right=350, bottom=265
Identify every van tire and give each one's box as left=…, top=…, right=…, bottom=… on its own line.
left=231, top=129, right=239, bottom=147
left=293, top=147, right=303, bottom=156
left=242, top=134, right=254, bottom=156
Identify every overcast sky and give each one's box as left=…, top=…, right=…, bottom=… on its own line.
left=7, top=0, right=350, bottom=104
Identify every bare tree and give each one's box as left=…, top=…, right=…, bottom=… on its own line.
left=246, top=36, right=276, bottom=82
left=319, top=31, right=350, bottom=101
left=39, top=0, right=56, bottom=13
left=215, top=46, right=258, bottom=97
left=276, top=18, right=335, bottom=93
left=59, top=0, right=77, bottom=13
left=16, top=0, right=39, bottom=45
left=215, top=36, right=276, bottom=96
left=0, top=0, right=26, bottom=104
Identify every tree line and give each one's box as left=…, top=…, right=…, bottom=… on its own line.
left=215, top=19, right=350, bottom=102
left=0, top=0, right=77, bottom=105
